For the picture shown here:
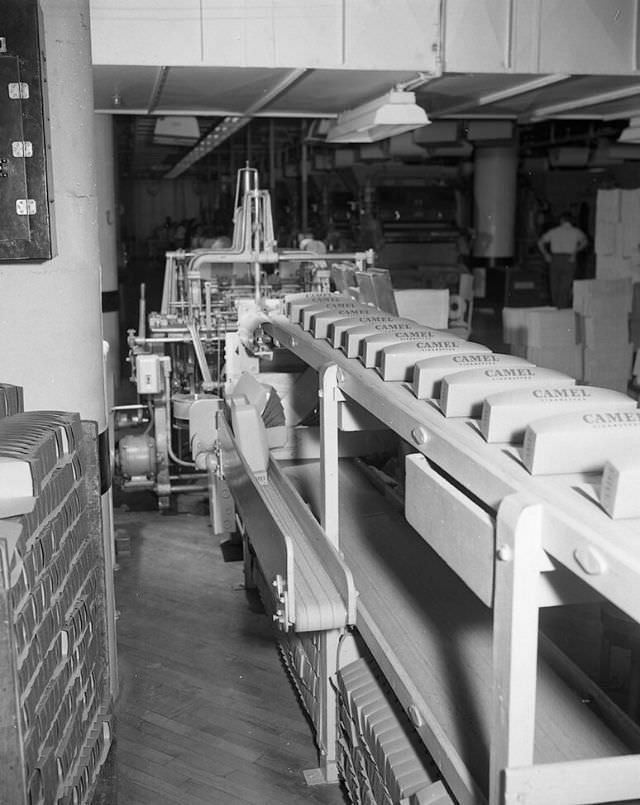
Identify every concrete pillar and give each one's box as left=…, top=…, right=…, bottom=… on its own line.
left=0, top=0, right=105, bottom=426
left=94, top=113, right=121, bottom=395
left=472, top=144, right=518, bottom=264
left=0, top=0, right=118, bottom=697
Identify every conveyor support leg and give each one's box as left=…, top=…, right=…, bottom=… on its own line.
left=490, top=495, right=543, bottom=805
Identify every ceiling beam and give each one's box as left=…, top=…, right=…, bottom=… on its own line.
left=476, top=74, right=569, bottom=106
left=147, top=66, right=170, bottom=114
left=95, top=108, right=336, bottom=119
left=528, top=83, right=640, bottom=121
left=164, top=68, right=310, bottom=179
left=430, top=74, right=568, bottom=117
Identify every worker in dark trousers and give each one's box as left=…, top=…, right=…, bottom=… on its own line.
left=537, top=211, right=588, bottom=308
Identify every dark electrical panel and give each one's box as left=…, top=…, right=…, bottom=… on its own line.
left=0, top=0, right=54, bottom=260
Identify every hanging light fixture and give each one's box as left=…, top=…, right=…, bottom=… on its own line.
left=618, top=116, right=640, bottom=143
left=325, top=90, right=430, bottom=144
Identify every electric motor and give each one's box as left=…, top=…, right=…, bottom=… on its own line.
left=117, top=434, right=156, bottom=479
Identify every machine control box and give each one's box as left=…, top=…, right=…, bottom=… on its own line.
left=136, top=354, right=163, bottom=394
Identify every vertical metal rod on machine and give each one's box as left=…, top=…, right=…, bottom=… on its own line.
left=301, top=120, right=309, bottom=233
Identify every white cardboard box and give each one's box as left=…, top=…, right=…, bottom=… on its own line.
left=524, top=345, right=583, bottom=377
left=359, top=328, right=463, bottom=368
left=340, top=319, right=420, bottom=356
left=573, top=278, right=632, bottom=317
left=600, top=455, right=640, bottom=518
left=502, top=306, right=555, bottom=345
left=576, top=315, right=630, bottom=350
left=394, top=288, right=450, bottom=330
left=523, top=308, right=577, bottom=347
left=412, top=353, right=533, bottom=400
left=439, top=366, right=574, bottom=418
left=522, top=409, right=640, bottom=475
left=327, top=313, right=408, bottom=348
left=480, top=385, right=636, bottom=444
left=378, top=340, right=490, bottom=382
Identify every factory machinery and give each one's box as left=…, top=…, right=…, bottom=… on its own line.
left=117, top=168, right=640, bottom=804
left=117, top=166, right=375, bottom=508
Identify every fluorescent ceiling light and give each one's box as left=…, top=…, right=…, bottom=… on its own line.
left=153, top=116, right=200, bottom=146
left=164, top=116, right=245, bottom=178
left=618, top=116, right=640, bottom=143
left=326, top=90, right=429, bottom=143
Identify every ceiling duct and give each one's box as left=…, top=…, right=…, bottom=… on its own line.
left=413, top=120, right=459, bottom=145
left=594, top=143, right=640, bottom=161
left=387, top=132, right=427, bottom=158
left=548, top=147, right=590, bottom=167
left=465, top=120, right=514, bottom=142
left=358, top=143, right=388, bottom=161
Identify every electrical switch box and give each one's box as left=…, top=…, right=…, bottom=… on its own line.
left=136, top=354, right=162, bottom=394
left=0, top=0, right=54, bottom=260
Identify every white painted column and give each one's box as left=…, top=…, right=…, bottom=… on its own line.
left=0, top=0, right=118, bottom=697
left=0, top=0, right=105, bottom=426
left=472, top=144, right=518, bottom=264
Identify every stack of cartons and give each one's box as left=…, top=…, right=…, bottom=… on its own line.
left=0, top=382, right=23, bottom=419
left=594, top=188, right=640, bottom=281
left=504, top=283, right=634, bottom=392
left=522, top=308, right=581, bottom=376
left=573, top=278, right=633, bottom=392
left=335, top=657, right=438, bottom=804
left=502, top=306, right=554, bottom=356
left=0, top=408, right=113, bottom=805
left=502, top=307, right=582, bottom=376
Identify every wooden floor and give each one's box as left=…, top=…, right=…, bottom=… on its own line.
left=103, top=493, right=348, bottom=805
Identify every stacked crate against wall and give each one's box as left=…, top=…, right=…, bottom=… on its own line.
left=0, top=384, right=113, bottom=805
left=573, top=278, right=633, bottom=393
left=594, top=187, right=640, bottom=281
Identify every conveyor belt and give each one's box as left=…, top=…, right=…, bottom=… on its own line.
left=258, top=462, right=349, bottom=632
left=281, top=458, right=637, bottom=805
left=220, top=415, right=353, bottom=632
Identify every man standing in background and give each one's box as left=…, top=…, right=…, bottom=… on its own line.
left=537, top=211, right=588, bottom=308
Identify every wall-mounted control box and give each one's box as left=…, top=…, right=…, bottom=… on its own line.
left=0, top=0, right=54, bottom=260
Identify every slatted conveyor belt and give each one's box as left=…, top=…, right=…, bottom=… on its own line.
left=219, top=415, right=353, bottom=633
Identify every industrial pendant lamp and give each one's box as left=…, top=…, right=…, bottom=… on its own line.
left=326, top=90, right=430, bottom=143
left=618, top=116, right=640, bottom=143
